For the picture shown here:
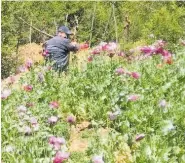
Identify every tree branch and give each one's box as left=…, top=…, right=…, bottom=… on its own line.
left=17, top=17, right=54, bottom=38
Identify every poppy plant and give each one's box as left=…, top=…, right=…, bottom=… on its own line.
left=49, top=101, right=59, bottom=109
left=24, top=85, right=33, bottom=92
left=53, top=151, right=70, bottom=163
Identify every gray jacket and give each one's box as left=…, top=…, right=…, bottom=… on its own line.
left=45, top=36, right=78, bottom=70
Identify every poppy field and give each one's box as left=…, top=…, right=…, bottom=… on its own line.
left=1, top=40, right=185, bottom=163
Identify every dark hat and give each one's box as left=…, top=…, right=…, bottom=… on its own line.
left=58, top=26, right=72, bottom=35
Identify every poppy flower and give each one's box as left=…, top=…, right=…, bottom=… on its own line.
left=159, top=99, right=167, bottom=108
left=42, top=50, right=49, bottom=57
left=117, top=51, right=125, bottom=57
left=1, top=89, right=11, bottom=99
left=163, top=56, right=173, bottom=65
left=140, top=46, right=153, bottom=54
left=23, top=126, right=32, bottom=135
left=53, top=151, right=70, bottom=163
left=49, top=101, right=59, bottom=109
left=30, top=117, right=38, bottom=125
left=128, top=94, right=140, bottom=101
left=87, top=56, right=93, bottom=62
left=25, top=59, right=33, bottom=69
left=131, top=72, right=140, bottom=79
left=107, top=110, right=121, bottom=121
left=66, top=115, right=76, bottom=124
left=80, top=43, right=89, bottom=50
left=49, top=136, right=66, bottom=151
left=24, top=85, right=33, bottom=92
left=48, top=116, right=58, bottom=124
left=17, top=65, right=26, bottom=73
left=92, top=155, right=104, bottom=163
left=115, top=68, right=125, bottom=75
left=17, top=105, right=27, bottom=113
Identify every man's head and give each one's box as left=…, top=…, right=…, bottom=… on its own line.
left=58, top=26, right=73, bottom=39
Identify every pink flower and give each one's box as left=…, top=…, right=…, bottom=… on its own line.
left=25, top=59, right=33, bottom=69
left=107, top=110, right=121, bottom=121
left=17, top=65, right=26, bottom=73
left=1, top=89, right=11, bottom=99
left=155, top=47, right=164, bottom=54
left=53, top=151, right=70, bottom=163
left=24, top=126, right=32, bottom=135
left=42, top=50, right=49, bottom=57
left=91, top=48, right=101, bottom=55
left=159, top=99, right=167, bottom=108
left=48, top=116, right=58, bottom=124
left=128, top=94, right=140, bottom=101
left=117, top=51, right=125, bottom=57
left=55, top=137, right=66, bottom=145
left=80, top=43, right=89, bottom=50
left=49, top=136, right=66, bottom=151
left=17, top=105, right=27, bottom=113
left=24, top=85, right=33, bottom=92
left=135, top=134, right=145, bottom=141
left=66, top=115, right=76, bottom=124
left=115, top=68, right=125, bottom=75
left=49, top=101, right=59, bottom=109
left=154, top=40, right=166, bottom=47
left=131, top=72, right=140, bottom=79
left=49, top=136, right=57, bottom=145
left=140, top=46, right=153, bottom=54
left=30, top=117, right=37, bottom=125
left=92, top=155, right=104, bottom=163
left=88, top=56, right=93, bottom=62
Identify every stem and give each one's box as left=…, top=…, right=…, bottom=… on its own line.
left=112, top=3, right=118, bottom=43
left=89, top=2, right=96, bottom=47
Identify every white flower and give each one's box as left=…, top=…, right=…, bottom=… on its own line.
left=1, top=89, right=11, bottom=99
left=17, top=105, right=27, bottom=113
left=162, top=120, right=175, bottom=135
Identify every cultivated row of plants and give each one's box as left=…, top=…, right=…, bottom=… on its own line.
left=2, top=40, right=185, bottom=163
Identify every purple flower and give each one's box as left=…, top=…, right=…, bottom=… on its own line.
left=49, top=136, right=66, bottom=151
left=92, top=155, right=104, bottom=163
left=107, top=110, right=121, bottom=121
left=17, top=65, right=26, bottom=73
left=135, top=134, right=145, bottom=141
left=17, top=105, right=27, bottom=113
left=131, top=72, right=140, bottom=79
left=115, top=68, right=125, bottom=75
left=66, top=115, right=76, bottom=124
left=24, top=126, right=32, bottom=135
left=48, top=116, right=58, bottom=124
left=1, top=89, right=11, bottom=99
left=25, top=59, right=33, bottom=69
left=53, top=151, right=70, bottom=163
left=159, top=99, right=167, bottom=108
left=30, top=117, right=38, bottom=125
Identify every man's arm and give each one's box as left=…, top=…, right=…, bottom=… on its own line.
left=65, top=39, right=79, bottom=52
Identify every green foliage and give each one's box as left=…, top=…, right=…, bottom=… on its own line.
left=1, top=1, right=185, bottom=78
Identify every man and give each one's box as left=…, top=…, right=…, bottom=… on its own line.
left=44, top=26, right=79, bottom=73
